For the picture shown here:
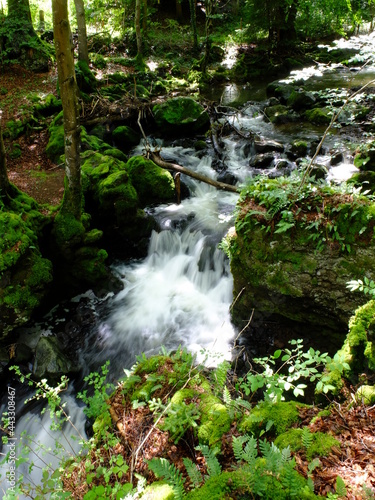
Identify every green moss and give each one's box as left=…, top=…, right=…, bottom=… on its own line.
left=0, top=212, right=36, bottom=273
left=45, top=124, right=64, bottom=162
left=102, top=148, right=128, bottom=162
left=83, top=228, right=103, bottom=245
left=304, top=107, right=332, bottom=125
left=346, top=300, right=375, bottom=371
left=75, top=60, right=97, bottom=93
left=52, top=212, right=85, bottom=248
left=98, top=171, right=139, bottom=217
left=112, top=125, right=140, bottom=149
left=264, top=105, right=290, bottom=124
left=81, top=127, right=112, bottom=153
left=72, top=247, right=108, bottom=284
left=274, top=428, right=340, bottom=460
left=141, top=481, right=175, bottom=500
left=355, top=384, right=375, bottom=405
left=5, top=119, right=26, bottom=139
left=198, top=394, right=232, bottom=448
left=152, top=97, right=210, bottom=135
left=239, top=401, right=306, bottom=437
left=125, top=155, right=175, bottom=205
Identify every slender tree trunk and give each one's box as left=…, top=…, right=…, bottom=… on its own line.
left=135, top=0, right=142, bottom=58
left=189, top=0, right=198, bottom=51
left=52, top=0, right=82, bottom=220
left=74, top=0, right=89, bottom=64
left=0, top=118, right=10, bottom=196
left=142, top=0, right=148, bottom=34
left=176, top=0, right=182, bottom=22
left=202, top=0, right=213, bottom=72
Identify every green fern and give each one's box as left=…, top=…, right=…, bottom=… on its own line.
left=302, top=427, right=313, bottom=450
left=211, top=361, right=230, bottom=391
left=197, top=445, right=222, bottom=477
left=182, top=457, right=203, bottom=488
left=335, top=476, right=347, bottom=498
left=232, top=435, right=258, bottom=465
left=147, top=458, right=185, bottom=500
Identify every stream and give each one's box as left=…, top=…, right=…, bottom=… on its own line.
left=2, top=32, right=375, bottom=497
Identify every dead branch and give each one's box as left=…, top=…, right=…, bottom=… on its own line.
left=148, top=150, right=240, bottom=193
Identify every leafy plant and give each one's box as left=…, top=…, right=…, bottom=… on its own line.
left=149, top=398, right=200, bottom=443
left=237, top=339, right=347, bottom=402
left=346, top=276, right=375, bottom=296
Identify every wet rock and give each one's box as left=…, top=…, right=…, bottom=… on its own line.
left=253, top=138, right=284, bottom=154
left=33, top=336, right=79, bottom=379
left=266, top=81, right=295, bottom=103
left=330, top=151, right=344, bottom=166
left=264, top=104, right=297, bottom=124
left=310, top=164, right=328, bottom=180
left=287, top=89, right=316, bottom=111
left=217, top=171, right=239, bottom=185
left=112, top=125, right=141, bottom=151
left=249, top=152, right=275, bottom=169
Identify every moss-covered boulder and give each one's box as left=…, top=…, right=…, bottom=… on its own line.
left=355, top=384, right=375, bottom=405
left=125, top=156, right=175, bottom=205
left=112, top=125, right=141, bottom=151
left=45, top=123, right=64, bottom=162
left=353, top=140, right=375, bottom=171
left=0, top=189, right=53, bottom=339
left=304, top=107, right=332, bottom=125
left=75, top=60, right=97, bottom=93
left=152, top=97, right=210, bottom=136
left=227, top=177, right=375, bottom=340
left=264, top=104, right=295, bottom=124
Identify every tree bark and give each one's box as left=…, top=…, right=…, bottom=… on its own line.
left=135, top=0, right=142, bottom=58
left=74, top=0, right=89, bottom=64
left=0, top=118, right=9, bottom=196
left=5, top=0, right=49, bottom=71
left=189, top=0, right=198, bottom=51
left=148, top=151, right=239, bottom=193
left=52, top=0, right=82, bottom=220
left=142, top=0, right=148, bottom=34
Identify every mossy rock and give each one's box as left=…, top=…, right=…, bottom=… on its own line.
left=287, top=90, right=316, bottom=111
left=72, top=246, right=108, bottom=284
left=112, top=125, right=141, bottom=150
left=291, top=140, right=308, bottom=157
left=239, top=401, right=306, bottom=437
left=34, top=93, right=62, bottom=116
left=274, top=428, right=340, bottom=460
left=52, top=212, right=86, bottom=251
left=264, top=104, right=293, bottom=124
left=266, top=81, right=295, bottom=103
left=353, top=141, right=375, bottom=171
left=141, top=481, right=175, bottom=500
left=5, top=119, right=26, bottom=140
left=102, top=148, right=128, bottom=162
left=97, top=170, right=139, bottom=220
left=75, top=60, right=97, bottom=93
left=125, top=155, right=175, bottom=205
left=81, top=126, right=112, bottom=153
left=152, top=97, right=210, bottom=136
left=355, top=384, right=375, bottom=405
left=348, top=171, right=375, bottom=193
left=317, top=300, right=375, bottom=399
left=0, top=210, right=53, bottom=338
left=198, top=393, right=232, bottom=448
left=304, top=107, right=332, bottom=125
left=45, top=124, right=65, bottom=162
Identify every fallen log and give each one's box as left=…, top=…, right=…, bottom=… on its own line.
left=148, top=150, right=240, bottom=194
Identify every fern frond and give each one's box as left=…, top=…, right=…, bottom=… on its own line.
left=198, top=445, right=222, bottom=477
left=212, top=361, right=230, bottom=390
left=281, top=446, right=291, bottom=463
left=147, top=458, right=185, bottom=500
left=222, top=385, right=232, bottom=406
left=302, top=427, right=313, bottom=450
left=182, top=457, right=203, bottom=489
left=232, top=435, right=251, bottom=462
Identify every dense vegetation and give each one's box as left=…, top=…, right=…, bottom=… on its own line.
left=1, top=0, right=375, bottom=498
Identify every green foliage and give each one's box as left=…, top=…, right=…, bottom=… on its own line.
left=148, top=457, right=186, bottom=500
left=347, top=276, right=375, bottom=296
left=149, top=398, right=200, bottom=443
left=234, top=173, right=375, bottom=255
left=237, top=339, right=339, bottom=403
left=77, top=361, right=114, bottom=420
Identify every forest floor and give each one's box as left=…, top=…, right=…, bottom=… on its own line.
left=2, top=64, right=375, bottom=499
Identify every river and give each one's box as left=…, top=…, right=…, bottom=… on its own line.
left=1, top=32, right=375, bottom=498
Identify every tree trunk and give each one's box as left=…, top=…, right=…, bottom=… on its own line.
left=0, top=118, right=10, bottom=196
left=202, top=0, right=213, bottom=72
left=188, top=0, right=198, bottom=51
left=176, top=0, right=182, bottom=22
left=5, top=0, right=49, bottom=71
left=135, top=0, right=142, bottom=58
left=74, top=0, right=89, bottom=64
left=52, top=0, right=82, bottom=220
left=149, top=151, right=239, bottom=193
left=142, top=0, right=148, bottom=34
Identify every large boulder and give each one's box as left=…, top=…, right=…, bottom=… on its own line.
left=152, top=97, right=210, bottom=136
left=225, top=178, right=375, bottom=343
left=0, top=190, right=53, bottom=340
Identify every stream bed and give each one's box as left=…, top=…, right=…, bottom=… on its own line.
left=2, top=32, right=375, bottom=497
